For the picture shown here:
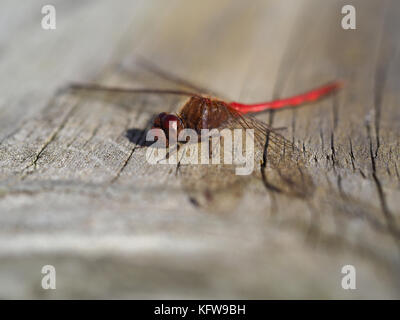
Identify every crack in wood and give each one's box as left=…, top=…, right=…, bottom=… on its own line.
left=109, top=104, right=153, bottom=184
left=348, top=137, right=356, bottom=171
left=20, top=98, right=79, bottom=176
left=366, top=119, right=399, bottom=246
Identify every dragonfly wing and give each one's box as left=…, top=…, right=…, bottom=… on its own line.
left=66, top=84, right=192, bottom=114
left=218, top=108, right=315, bottom=198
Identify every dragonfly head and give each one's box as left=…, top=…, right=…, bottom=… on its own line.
left=152, top=112, right=184, bottom=142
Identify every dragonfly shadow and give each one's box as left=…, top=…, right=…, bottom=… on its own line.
left=125, top=128, right=154, bottom=147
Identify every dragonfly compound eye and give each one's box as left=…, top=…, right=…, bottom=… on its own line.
left=152, top=112, right=167, bottom=128
left=162, top=114, right=180, bottom=131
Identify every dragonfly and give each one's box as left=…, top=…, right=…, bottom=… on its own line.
left=71, top=81, right=340, bottom=146
left=70, top=60, right=342, bottom=210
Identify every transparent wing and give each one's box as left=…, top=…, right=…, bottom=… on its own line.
left=65, top=84, right=196, bottom=114
left=215, top=107, right=315, bottom=198
left=219, top=107, right=305, bottom=162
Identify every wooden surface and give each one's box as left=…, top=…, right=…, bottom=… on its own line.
left=0, top=0, right=400, bottom=298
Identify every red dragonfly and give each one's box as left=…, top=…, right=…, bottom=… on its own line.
left=71, top=81, right=341, bottom=147
left=70, top=64, right=341, bottom=204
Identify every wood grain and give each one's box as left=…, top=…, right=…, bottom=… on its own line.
left=0, top=0, right=399, bottom=298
